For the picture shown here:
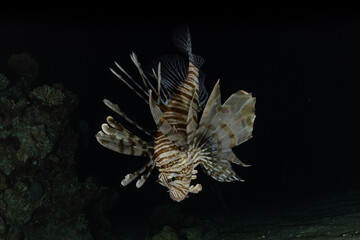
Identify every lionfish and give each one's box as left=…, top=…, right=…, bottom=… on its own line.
left=96, top=26, right=256, bottom=202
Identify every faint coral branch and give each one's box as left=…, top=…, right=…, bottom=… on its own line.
left=0, top=52, right=100, bottom=240
left=76, top=214, right=89, bottom=233
left=0, top=97, right=29, bottom=122
left=29, top=85, right=65, bottom=107
left=0, top=73, right=9, bottom=90
left=0, top=173, right=8, bottom=191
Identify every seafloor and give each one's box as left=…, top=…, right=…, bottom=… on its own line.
left=139, top=192, right=360, bottom=240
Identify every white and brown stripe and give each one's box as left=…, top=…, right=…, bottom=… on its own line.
left=154, top=62, right=199, bottom=163
left=151, top=62, right=206, bottom=201
left=162, top=62, right=200, bottom=133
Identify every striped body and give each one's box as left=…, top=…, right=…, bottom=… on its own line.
left=162, top=62, right=200, bottom=130
left=154, top=62, right=203, bottom=201
left=96, top=26, right=256, bottom=202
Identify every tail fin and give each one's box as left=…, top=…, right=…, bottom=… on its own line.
left=195, top=80, right=256, bottom=182
left=173, top=25, right=192, bottom=56
left=172, top=25, right=204, bottom=68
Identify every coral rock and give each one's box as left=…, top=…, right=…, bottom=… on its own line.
left=179, top=226, right=204, bottom=240
left=0, top=53, right=101, bottom=240
left=0, top=73, right=9, bottom=90
left=29, top=84, right=65, bottom=107
left=151, top=226, right=179, bottom=240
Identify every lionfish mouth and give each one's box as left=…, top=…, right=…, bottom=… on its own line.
left=169, top=186, right=188, bottom=202
left=168, top=178, right=203, bottom=202
left=170, top=192, right=186, bottom=202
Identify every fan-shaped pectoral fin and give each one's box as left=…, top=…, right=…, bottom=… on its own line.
left=148, top=90, right=187, bottom=148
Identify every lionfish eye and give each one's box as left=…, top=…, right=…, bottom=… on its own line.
left=170, top=176, right=175, bottom=182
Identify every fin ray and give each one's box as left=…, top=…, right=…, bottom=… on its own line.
left=195, top=80, right=256, bottom=181
left=95, top=131, right=151, bottom=156
left=148, top=90, right=187, bottom=147
left=186, top=90, right=198, bottom=144
left=172, top=25, right=204, bottom=68
left=103, top=99, right=153, bottom=137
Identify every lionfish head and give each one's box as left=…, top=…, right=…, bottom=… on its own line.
left=158, top=173, right=192, bottom=202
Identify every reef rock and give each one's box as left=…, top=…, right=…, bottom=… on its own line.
left=0, top=52, right=102, bottom=240
left=151, top=226, right=179, bottom=240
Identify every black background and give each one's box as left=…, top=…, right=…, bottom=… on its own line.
left=1, top=10, right=359, bottom=218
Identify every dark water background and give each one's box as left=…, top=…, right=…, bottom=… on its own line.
left=1, top=10, right=359, bottom=238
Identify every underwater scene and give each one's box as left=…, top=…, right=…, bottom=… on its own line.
left=0, top=12, right=360, bottom=240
